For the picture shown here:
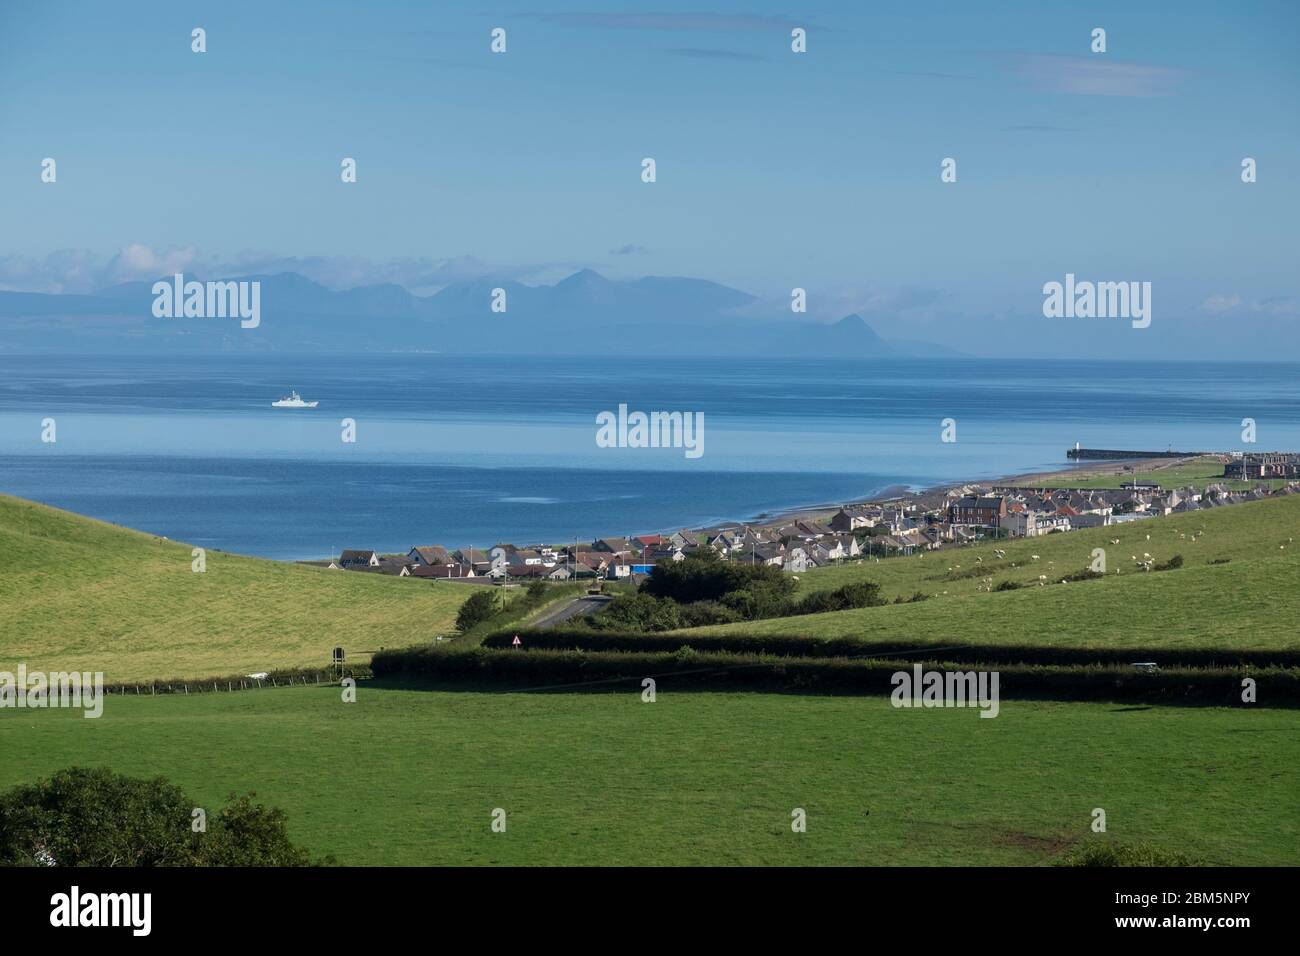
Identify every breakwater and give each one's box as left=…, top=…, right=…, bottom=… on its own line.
left=1066, top=448, right=1205, bottom=461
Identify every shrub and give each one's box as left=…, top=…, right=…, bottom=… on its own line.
left=995, top=580, right=1022, bottom=591
left=590, top=593, right=683, bottom=632
left=1061, top=569, right=1104, bottom=583
left=1055, top=841, right=1202, bottom=867
left=526, top=580, right=549, bottom=601
left=678, top=601, right=741, bottom=628
left=0, top=767, right=322, bottom=867
left=892, top=591, right=930, bottom=604
left=721, top=582, right=794, bottom=620
left=643, top=555, right=795, bottom=605
left=456, top=589, right=500, bottom=631
left=794, top=581, right=884, bottom=615
left=1154, top=554, right=1184, bottom=571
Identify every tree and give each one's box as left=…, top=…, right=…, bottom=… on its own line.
left=0, top=767, right=322, bottom=867
left=456, top=589, right=500, bottom=631
left=591, top=593, right=683, bottom=631
left=642, top=554, right=794, bottom=605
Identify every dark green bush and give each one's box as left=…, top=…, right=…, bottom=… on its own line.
left=590, top=593, right=683, bottom=632
left=1061, top=569, right=1104, bottom=583
left=0, top=767, right=323, bottom=867
left=643, top=555, right=795, bottom=605
left=456, top=589, right=501, bottom=631
left=892, top=591, right=930, bottom=604
left=794, top=581, right=884, bottom=615
left=721, top=582, right=795, bottom=620
left=678, top=601, right=741, bottom=627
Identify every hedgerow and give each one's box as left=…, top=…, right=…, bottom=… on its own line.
left=370, top=645, right=1300, bottom=705
left=480, top=628, right=1300, bottom=669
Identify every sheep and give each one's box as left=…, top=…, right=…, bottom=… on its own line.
left=1031, top=554, right=1040, bottom=561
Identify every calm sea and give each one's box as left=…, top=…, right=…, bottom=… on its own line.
left=1, top=354, right=1297, bottom=559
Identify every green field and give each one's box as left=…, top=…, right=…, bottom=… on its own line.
left=2, top=683, right=1295, bottom=866
left=3, top=490, right=1296, bottom=867
left=1018, top=455, right=1287, bottom=493
left=683, top=495, right=1300, bottom=649
left=0, top=494, right=471, bottom=681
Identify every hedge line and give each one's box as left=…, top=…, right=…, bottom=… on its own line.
left=96, top=666, right=371, bottom=697
left=482, top=628, right=1300, bottom=669
left=371, top=646, right=1300, bottom=706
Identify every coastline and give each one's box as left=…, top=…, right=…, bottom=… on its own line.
left=721, top=456, right=1202, bottom=536
left=294, top=455, right=1207, bottom=562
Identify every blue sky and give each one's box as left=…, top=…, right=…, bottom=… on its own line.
left=1, top=0, right=1297, bottom=344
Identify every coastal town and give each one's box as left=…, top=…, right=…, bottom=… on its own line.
left=326, top=451, right=1300, bottom=583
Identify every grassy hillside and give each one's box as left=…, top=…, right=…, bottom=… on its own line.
left=1029, top=455, right=1288, bottom=493
left=0, top=494, right=471, bottom=681
left=685, top=495, right=1300, bottom=648
left=1, top=684, right=1293, bottom=866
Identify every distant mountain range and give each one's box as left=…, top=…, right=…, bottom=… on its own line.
left=0, top=270, right=964, bottom=357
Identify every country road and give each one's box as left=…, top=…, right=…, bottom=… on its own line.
left=530, top=594, right=612, bottom=629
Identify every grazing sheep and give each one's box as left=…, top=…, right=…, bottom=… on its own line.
left=1031, top=554, right=1040, bottom=561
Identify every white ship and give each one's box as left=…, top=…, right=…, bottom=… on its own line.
left=271, top=390, right=318, bottom=408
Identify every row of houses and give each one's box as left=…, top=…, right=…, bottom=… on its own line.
left=1225, top=453, right=1300, bottom=480
left=876, top=480, right=1299, bottom=542
left=330, top=473, right=1300, bottom=580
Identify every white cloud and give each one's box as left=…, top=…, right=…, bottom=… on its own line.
left=1200, top=293, right=1243, bottom=314
left=1006, top=54, right=1190, bottom=98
